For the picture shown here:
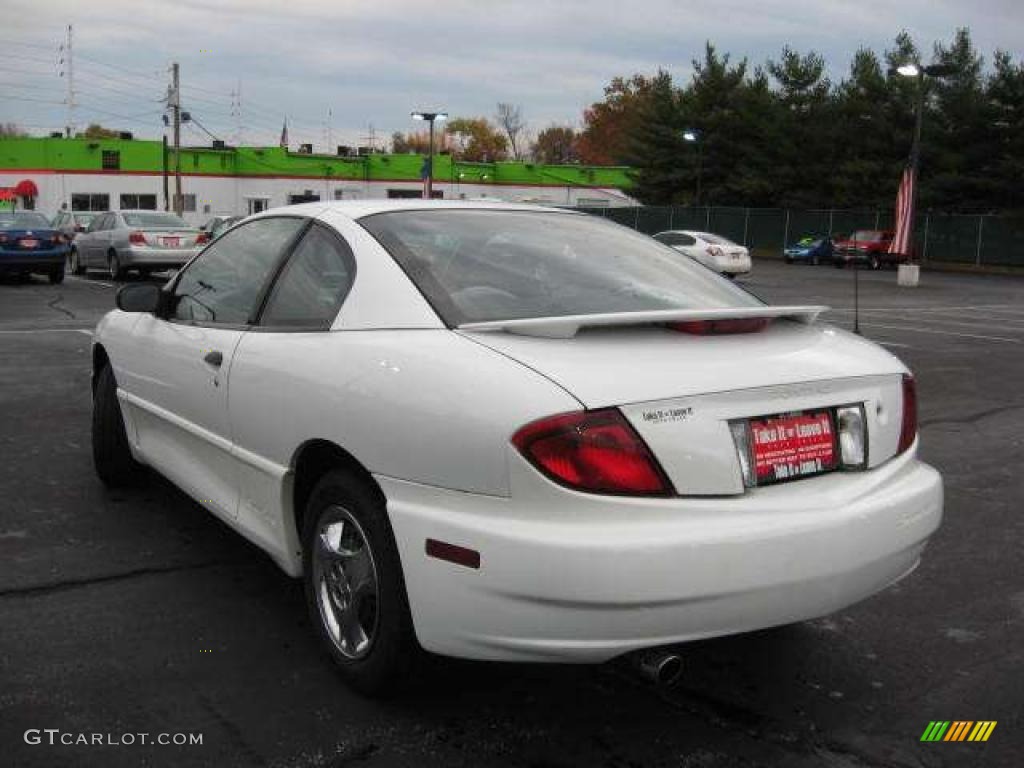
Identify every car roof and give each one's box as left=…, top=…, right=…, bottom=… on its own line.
left=265, top=199, right=583, bottom=221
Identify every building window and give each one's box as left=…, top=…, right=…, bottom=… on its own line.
left=182, top=194, right=197, bottom=212
left=101, top=151, right=120, bottom=170
left=247, top=198, right=269, bottom=215
left=71, top=193, right=110, bottom=211
left=287, top=193, right=321, bottom=205
left=119, top=194, right=158, bottom=210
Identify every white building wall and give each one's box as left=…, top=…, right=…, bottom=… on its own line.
left=0, top=171, right=635, bottom=225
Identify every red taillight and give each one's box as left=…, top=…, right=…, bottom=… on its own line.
left=668, top=317, right=771, bottom=335
left=128, top=231, right=147, bottom=245
left=195, top=232, right=210, bottom=245
left=897, top=374, right=917, bottom=454
left=512, top=409, right=671, bottom=495
left=706, top=245, right=723, bottom=257
left=53, top=233, right=65, bottom=244
left=0, top=234, right=8, bottom=244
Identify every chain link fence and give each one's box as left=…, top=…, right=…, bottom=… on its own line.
left=578, top=206, right=1024, bottom=268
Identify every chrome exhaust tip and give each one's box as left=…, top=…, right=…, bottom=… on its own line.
left=631, top=649, right=684, bottom=687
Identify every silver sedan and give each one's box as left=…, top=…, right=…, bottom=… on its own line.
left=70, top=210, right=208, bottom=280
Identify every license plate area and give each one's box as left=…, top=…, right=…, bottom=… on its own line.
left=20, top=238, right=39, bottom=249
left=161, top=236, right=180, bottom=248
left=747, top=409, right=837, bottom=485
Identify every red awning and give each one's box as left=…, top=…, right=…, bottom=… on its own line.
left=0, top=188, right=17, bottom=201
left=14, top=179, right=38, bottom=198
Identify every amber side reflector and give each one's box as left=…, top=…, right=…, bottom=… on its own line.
left=668, top=317, right=771, bottom=335
left=426, top=538, right=481, bottom=569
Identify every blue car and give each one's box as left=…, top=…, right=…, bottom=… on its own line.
left=784, top=236, right=834, bottom=265
left=0, top=211, right=69, bottom=283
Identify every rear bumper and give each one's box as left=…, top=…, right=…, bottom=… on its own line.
left=383, top=448, right=942, bottom=662
left=120, top=245, right=198, bottom=268
left=0, top=248, right=68, bottom=271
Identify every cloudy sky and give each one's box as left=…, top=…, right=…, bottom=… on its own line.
left=1, top=0, right=1020, bottom=149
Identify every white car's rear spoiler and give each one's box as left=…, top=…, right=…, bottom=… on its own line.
left=458, top=305, right=829, bottom=339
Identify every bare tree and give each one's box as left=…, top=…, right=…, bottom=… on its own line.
left=495, top=103, right=526, bottom=160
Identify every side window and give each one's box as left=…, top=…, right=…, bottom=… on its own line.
left=170, top=217, right=306, bottom=325
left=260, top=224, right=356, bottom=328
left=678, top=234, right=696, bottom=246
left=90, top=214, right=107, bottom=232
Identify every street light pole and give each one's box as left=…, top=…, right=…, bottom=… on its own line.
left=683, top=130, right=702, bottom=207
left=894, top=63, right=955, bottom=259
left=412, top=111, right=447, bottom=200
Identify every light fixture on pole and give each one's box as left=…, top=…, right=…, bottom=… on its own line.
left=411, top=111, right=447, bottom=199
left=683, top=129, right=702, bottom=207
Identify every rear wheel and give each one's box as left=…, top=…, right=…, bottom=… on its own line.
left=108, top=251, right=124, bottom=280
left=811, top=255, right=819, bottom=266
left=49, top=265, right=65, bottom=284
left=92, top=363, right=144, bottom=487
left=869, top=255, right=881, bottom=270
left=303, top=468, right=417, bottom=696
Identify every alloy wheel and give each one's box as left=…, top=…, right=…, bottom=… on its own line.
left=312, top=505, right=380, bottom=660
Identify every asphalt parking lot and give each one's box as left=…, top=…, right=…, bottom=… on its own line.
left=1, top=261, right=1021, bottom=768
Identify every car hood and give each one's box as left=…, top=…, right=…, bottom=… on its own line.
left=459, top=320, right=905, bottom=409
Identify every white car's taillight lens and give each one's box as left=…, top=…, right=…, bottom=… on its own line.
left=897, top=374, right=917, bottom=454
left=512, top=409, right=672, bottom=496
left=836, top=405, right=867, bottom=468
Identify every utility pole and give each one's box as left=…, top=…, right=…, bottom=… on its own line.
left=171, top=62, right=183, bottom=216
left=162, top=135, right=169, bottom=211
left=230, top=79, right=243, bottom=146
left=60, top=25, right=76, bottom=137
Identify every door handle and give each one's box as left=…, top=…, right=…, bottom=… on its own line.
left=203, top=350, right=223, bottom=368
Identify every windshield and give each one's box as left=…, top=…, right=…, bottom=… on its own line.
left=0, top=212, right=52, bottom=230
left=849, top=230, right=883, bottom=242
left=360, top=210, right=762, bottom=325
left=122, top=212, right=190, bottom=229
left=696, top=232, right=738, bottom=246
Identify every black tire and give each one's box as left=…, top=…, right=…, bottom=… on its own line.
left=784, top=256, right=793, bottom=264
left=869, top=255, right=881, bottom=270
left=302, top=468, right=417, bottom=696
left=69, top=248, right=85, bottom=275
left=811, top=255, right=819, bottom=266
left=92, top=363, right=143, bottom=487
left=49, top=265, right=65, bottom=284
left=108, top=251, right=124, bottom=280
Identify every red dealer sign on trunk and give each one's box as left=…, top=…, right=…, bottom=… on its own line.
left=750, top=411, right=836, bottom=484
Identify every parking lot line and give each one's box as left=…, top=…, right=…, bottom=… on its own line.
left=67, top=275, right=115, bottom=289
left=857, top=322, right=1022, bottom=344
left=838, top=312, right=1024, bottom=334
left=0, top=328, right=94, bottom=335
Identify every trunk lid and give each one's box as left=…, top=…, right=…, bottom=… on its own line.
left=462, top=319, right=907, bottom=495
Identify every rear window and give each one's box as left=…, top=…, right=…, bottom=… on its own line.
left=360, top=210, right=761, bottom=325
left=122, top=212, right=189, bottom=229
left=696, top=232, right=738, bottom=246
left=850, top=230, right=884, bottom=242
left=0, top=212, right=51, bottom=229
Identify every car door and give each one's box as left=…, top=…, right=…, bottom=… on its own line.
left=116, top=216, right=309, bottom=522
left=79, top=214, right=104, bottom=266
left=223, top=222, right=357, bottom=560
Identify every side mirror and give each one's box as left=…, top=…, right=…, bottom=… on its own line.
left=116, top=283, right=164, bottom=314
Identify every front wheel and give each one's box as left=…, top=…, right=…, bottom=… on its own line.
left=811, top=255, right=819, bottom=266
left=108, top=252, right=124, bottom=280
left=303, top=468, right=417, bottom=696
left=92, top=364, right=144, bottom=487
left=69, top=248, right=85, bottom=275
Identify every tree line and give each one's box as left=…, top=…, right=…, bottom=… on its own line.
left=390, top=29, right=1021, bottom=214
left=580, top=28, right=1023, bottom=213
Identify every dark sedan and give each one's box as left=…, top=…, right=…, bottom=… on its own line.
left=0, top=211, right=69, bottom=283
left=784, top=236, right=834, bottom=265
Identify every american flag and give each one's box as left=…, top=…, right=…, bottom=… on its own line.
left=888, top=166, right=916, bottom=256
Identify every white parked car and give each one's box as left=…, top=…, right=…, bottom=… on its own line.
left=92, top=201, right=942, bottom=695
left=653, top=229, right=752, bottom=276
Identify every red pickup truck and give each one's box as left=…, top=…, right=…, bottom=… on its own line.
left=832, top=230, right=909, bottom=269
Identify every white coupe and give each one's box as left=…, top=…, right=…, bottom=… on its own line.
left=92, top=201, right=942, bottom=694
left=653, top=229, right=753, bottom=277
